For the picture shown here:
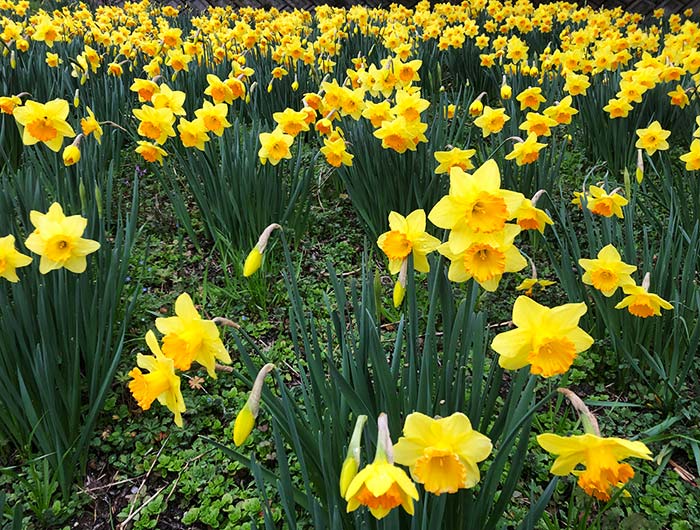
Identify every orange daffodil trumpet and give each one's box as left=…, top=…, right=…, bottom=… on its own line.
left=345, top=413, right=419, bottom=520
left=492, top=296, right=594, bottom=378
left=128, top=331, right=186, bottom=427
left=233, top=363, right=275, bottom=446
left=393, top=412, right=492, bottom=495
left=538, top=389, right=652, bottom=502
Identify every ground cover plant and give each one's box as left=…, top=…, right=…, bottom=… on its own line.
left=0, top=0, right=699, bottom=528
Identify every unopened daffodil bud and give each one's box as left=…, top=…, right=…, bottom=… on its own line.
left=393, top=259, right=408, bottom=308
left=62, top=134, right=83, bottom=167
left=501, top=75, right=512, bottom=99
left=636, top=149, right=644, bottom=184
left=339, top=415, right=367, bottom=497
left=243, top=248, right=262, bottom=277
left=10, top=51, right=16, bottom=69
left=73, top=89, right=80, bottom=108
left=469, top=92, right=486, bottom=117
left=393, top=280, right=405, bottom=308
left=243, top=223, right=281, bottom=277
left=233, top=363, right=275, bottom=446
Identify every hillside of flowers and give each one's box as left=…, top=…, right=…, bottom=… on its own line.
left=0, top=0, right=699, bottom=528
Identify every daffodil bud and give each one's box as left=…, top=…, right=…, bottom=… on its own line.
left=468, top=99, right=483, bottom=117
left=501, top=75, right=512, bottom=99
left=243, top=223, right=281, bottom=277
left=267, top=81, right=273, bottom=93
left=636, top=148, right=644, bottom=184
left=393, top=259, right=408, bottom=308
left=339, top=415, right=367, bottom=496
left=393, top=280, right=405, bottom=308
left=73, top=89, right=80, bottom=108
left=233, top=363, right=275, bottom=446
left=292, top=77, right=299, bottom=91
left=63, top=134, right=83, bottom=167
left=10, top=51, right=16, bottom=69
left=243, top=248, right=262, bottom=277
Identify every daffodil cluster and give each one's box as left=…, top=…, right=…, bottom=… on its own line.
left=128, top=293, right=231, bottom=426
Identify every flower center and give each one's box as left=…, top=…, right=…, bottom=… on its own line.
left=203, top=115, right=221, bottom=131
left=27, top=117, right=58, bottom=142
left=128, top=368, right=171, bottom=410
left=141, top=121, right=163, bottom=140
left=590, top=199, right=613, bottom=216
left=518, top=217, right=541, bottom=230
left=467, top=192, right=508, bottom=233
left=354, top=482, right=403, bottom=511
left=269, top=141, right=288, bottom=159
left=383, top=133, right=409, bottom=152
left=0, top=257, right=6, bottom=273
left=577, top=452, right=634, bottom=501
left=590, top=268, right=618, bottom=292
left=45, top=236, right=74, bottom=263
left=413, top=448, right=467, bottom=495
left=629, top=297, right=656, bottom=318
left=527, top=336, right=577, bottom=377
left=463, top=243, right=506, bottom=282
left=381, top=231, right=413, bottom=261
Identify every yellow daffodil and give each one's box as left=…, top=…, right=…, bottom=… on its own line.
left=258, top=127, right=294, bottom=165
left=177, top=117, right=209, bottom=151
left=543, top=96, right=578, bottom=125
left=603, top=97, right=633, bottom=119
left=579, top=244, right=636, bottom=297
left=585, top=186, right=628, bottom=218
left=635, top=121, right=670, bottom=156
left=680, top=139, right=700, bottom=171
left=320, top=132, right=353, bottom=167
left=13, top=99, right=76, bottom=152
left=194, top=101, right=231, bottom=137
left=24, top=203, right=100, bottom=274
left=133, top=105, right=176, bottom=144
left=128, top=330, right=186, bottom=427
left=537, top=432, right=652, bottom=501
left=204, top=74, right=234, bottom=104
left=155, top=293, right=231, bottom=378
left=393, top=412, right=492, bottom=495
left=516, top=86, right=546, bottom=111
left=0, top=235, right=32, bottom=282
left=152, top=83, right=186, bottom=116
left=515, top=277, right=555, bottom=295
left=474, top=106, right=510, bottom=137
left=345, top=413, right=418, bottom=520
left=0, top=95, right=21, bottom=115
left=615, top=284, right=673, bottom=318
left=437, top=224, right=527, bottom=292
left=373, top=115, right=427, bottom=153
left=519, top=112, right=558, bottom=137
left=505, top=134, right=547, bottom=166
left=513, top=198, right=553, bottom=233
left=377, top=209, right=440, bottom=274
left=80, top=106, right=103, bottom=144
left=135, top=141, right=167, bottom=164
left=429, top=159, right=524, bottom=236
left=492, top=296, right=594, bottom=377
left=273, top=108, right=311, bottom=137
left=433, top=147, right=477, bottom=174
left=130, top=78, right=160, bottom=103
